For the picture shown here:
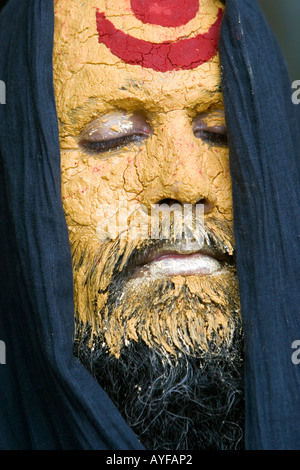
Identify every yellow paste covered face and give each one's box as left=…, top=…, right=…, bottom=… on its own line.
left=53, top=0, right=240, bottom=359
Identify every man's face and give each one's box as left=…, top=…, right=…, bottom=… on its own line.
left=54, top=0, right=244, bottom=449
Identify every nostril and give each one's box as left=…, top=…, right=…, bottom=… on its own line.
left=159, top=198, right=180, bottom=206
left=196, top=198, right=215, bottom=214
left=156, top=198, right=215, bottom=214
left=157, top=198, right=184, bottom=212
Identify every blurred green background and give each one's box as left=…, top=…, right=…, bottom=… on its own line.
left=259, top=0, right=300, bottom=80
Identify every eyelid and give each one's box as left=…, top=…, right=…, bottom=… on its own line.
left=193, top=110, right=227, bottom=134
left=79, top=112, right=152, bottom=146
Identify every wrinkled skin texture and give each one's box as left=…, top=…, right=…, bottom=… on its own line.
left=53, top=0, right=244, bottom=449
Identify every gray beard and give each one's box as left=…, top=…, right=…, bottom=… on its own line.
left=72, top=217, right=244, bottom=449
left=75, top=323, right=244, bottom=450
left=74, top=277, right=244, bottom=450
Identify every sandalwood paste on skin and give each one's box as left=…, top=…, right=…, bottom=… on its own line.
left=53, top=0, right=240, bottom=358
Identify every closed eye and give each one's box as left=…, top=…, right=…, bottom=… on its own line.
left=193, top=110, right=228, bottom=147
left=79, top=112, right=152, bottom=155
left=80, top=133, right=148, bottom=154
left=194, top=129, right=228, bottom=146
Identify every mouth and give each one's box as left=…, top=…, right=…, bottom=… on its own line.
left=132, top=241, right=234, bottom=279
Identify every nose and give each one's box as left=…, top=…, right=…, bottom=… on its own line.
left=157, top=197, right=215, bottom=215
left=138, top=111, right=217, bottom=214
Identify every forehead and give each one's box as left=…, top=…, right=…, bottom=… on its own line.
left=53, top=0, right=224, bottom=117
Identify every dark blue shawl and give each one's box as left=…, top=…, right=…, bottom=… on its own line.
left=0, top=0, right=300, bottom=450
left=220, top=0, right=300, bottom=449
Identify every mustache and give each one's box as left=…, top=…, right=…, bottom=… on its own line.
left=73, top=216, right=236, bottom=290
left=117, top=216, right=235, bottom=271
left=71, top=215, right=240, bottom=359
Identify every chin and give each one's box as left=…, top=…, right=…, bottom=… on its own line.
left=71, top=216, right=244, bottom=449
left=74, top=270, right=244, bottom=450
left=75, top=322, right=244, bottom=450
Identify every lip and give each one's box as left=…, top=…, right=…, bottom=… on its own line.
left=132, top=242, right=233, bottom=279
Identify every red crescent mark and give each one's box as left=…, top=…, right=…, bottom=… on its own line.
left=96, top=8, right=223, bottom=72
left=130, top=0, right=199, bottom=27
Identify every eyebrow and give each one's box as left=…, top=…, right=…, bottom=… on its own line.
left=71, top=87, right=221, bottom=113
left=64, top=82, right=223, bottom=135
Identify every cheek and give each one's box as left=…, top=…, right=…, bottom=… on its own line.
left=203, top=147, right=233, bottom=218
left=60, top=150, right=146, bottom=229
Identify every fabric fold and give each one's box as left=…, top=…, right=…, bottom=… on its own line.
left=220, top=0, right=300, bottom=450
left=0, top=0, right=144, bottom=450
